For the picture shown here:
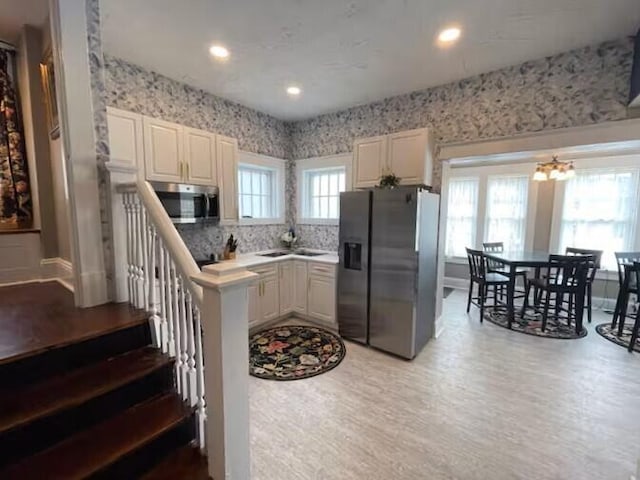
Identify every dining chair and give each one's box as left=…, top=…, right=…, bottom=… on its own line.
left=627, top=262, right=640, bottom=352
left=466, top=247, right=510, bottom=322
left=521, top=254, right=591, bottom=333
left=482, top=242, right=527, bottom=301
left=565, top=247, right=603, bottom=323
left=612, top=251, right=640, bottom=333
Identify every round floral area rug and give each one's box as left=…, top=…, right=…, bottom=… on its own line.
left=249, top=326, right=346, bottom=380
left=484, top=309, right=587, bottom=339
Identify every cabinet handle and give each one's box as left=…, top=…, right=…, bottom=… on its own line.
left=186, top=162, right=190, bottom=179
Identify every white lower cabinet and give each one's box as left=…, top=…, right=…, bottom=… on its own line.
left=279, top=261, right=293, bottom=316
left=250, top=265, right=280, bottom=328
left=292, top=261, right=308, bottom=315
left=307, top=263, right=337, bottom=324
left=249, top=260, right=336, bottom=329
left=247, top=282, right=260, bottom=328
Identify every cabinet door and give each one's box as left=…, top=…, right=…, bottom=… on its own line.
left=387, top=128, right=433, bottom=186
left=292, top=261, right=308, bottom=315
left=353, top=135, right=387, bottom=189
left=279, top=262, right=293, bottom=316
left=107, top=108, right=143, bottom=173
left=247, top=282, right=260, bottom=328
left=184, top=127, right=217, bottom=186
left=261, top=274, right=280, bottom=323
left=308, top=274, right=337, bottom=324
left=143, top=117, right=184, bottom=183
left=217, top=135, right=239, bottom=223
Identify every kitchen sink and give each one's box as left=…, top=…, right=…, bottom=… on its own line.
left=258, top=251, right=290, bottom=258
left=293, top=250, right=324, bottom=257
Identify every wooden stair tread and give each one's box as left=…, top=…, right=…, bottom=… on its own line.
left=0, top=346, right=171, bottom=435
left=140, top=444, right=210, bottom=480
left=0, top=282, right=148, bottom=365
left=0, top=393, right=192, bottom=479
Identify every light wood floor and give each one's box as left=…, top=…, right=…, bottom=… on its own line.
left=250, top=289, right=640, bottom=480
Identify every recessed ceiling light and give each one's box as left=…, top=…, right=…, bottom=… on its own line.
left=209, top=45, right=229, bottom=59
left=437, top=27, right=461, bottom=44
left=286, top=86, right=301, bottom=96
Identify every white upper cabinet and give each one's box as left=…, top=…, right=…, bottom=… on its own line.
left=387, top=128, right=433, bottom=187
left=183, top=127, right=217, bottom=186
left=353, top=135, right=387, bottom=188
left=106, top=107, right=144, bottom=172
left=217, top=134, right=239, bottom=223
left=353, top=127, right=434, bottom=189
left=143, top=116, right=184, bottom=183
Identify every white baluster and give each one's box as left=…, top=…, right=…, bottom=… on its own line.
left=164, top=248, right=176, bottom=358
left=178, top=276, right=190, bottom=401
left=171, top=260, right=183, bottom=393
left=141, top=206, right=150, bottom=311
left=194, top=306, right=207, bottom=449
left=157, top=240, right=169, bottom=354
left=124, top=193, right=134, bottom=304
left=147, top=221, right=161, bottom=349
left=185, top=291, right=197, bottom=407
left=132, top=195, right=144, bottom=308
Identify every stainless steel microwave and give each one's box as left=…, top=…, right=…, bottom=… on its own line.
left=151, top=182, right=219, bottom=224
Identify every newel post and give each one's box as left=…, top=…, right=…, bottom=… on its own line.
left=192, top=267, right=258, bottom=480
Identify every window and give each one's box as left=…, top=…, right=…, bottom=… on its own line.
left=297, top=154, right=352, bottom=224
left=303, top=168, right=345, bottom=220
left=555, top=167, right=640, bottom=270
left=238, top=165, right=275, bottom=219
left=444, top=163, right=537, bottom=259
left=485, top=175, right=529, bottom=252
left=236, top=152, right=285, bottom=224
left=445, top=178, right=479, bottom=258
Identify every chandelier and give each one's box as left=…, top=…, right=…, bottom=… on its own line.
left=533, top=155, right=575, bottom=182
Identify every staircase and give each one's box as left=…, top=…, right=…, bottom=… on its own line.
left=0, top=283, right=210, bottom=479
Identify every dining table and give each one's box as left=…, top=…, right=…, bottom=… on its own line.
left=482, top=250, right=561, bottom=330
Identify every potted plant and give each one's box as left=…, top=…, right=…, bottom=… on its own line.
left=378, top=169, right=401, bottom=188
left=280, top=228, right=297, bottom=249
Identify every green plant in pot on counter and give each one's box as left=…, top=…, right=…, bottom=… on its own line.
left=378, top=169, right=401, bottom=188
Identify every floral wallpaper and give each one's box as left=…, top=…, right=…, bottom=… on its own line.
left=103, top=37, right=634, bottom=255
left=289, top=38, right=633, bottom=185
left=103, top=55, right=295, bottom=255
left=286, top=38, right=634, bottom=251
left=104, top=55, right=291, bottom=160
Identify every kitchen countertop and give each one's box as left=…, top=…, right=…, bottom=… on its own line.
left=202, top=249, right=338, bottom=277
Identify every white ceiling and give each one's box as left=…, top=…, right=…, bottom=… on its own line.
left=101, top=0, right=640, bottom=121
left=0, top=0, right=48, bottom=43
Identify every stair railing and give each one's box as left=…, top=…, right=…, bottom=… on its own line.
left=117, top=181, right=206, bottom=448
left=116, top=180, right=254, bottom=479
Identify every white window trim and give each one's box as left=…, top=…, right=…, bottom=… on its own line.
left=237, top=151, right=286, bottom=225
left=296, top=153, right=352, bottom=225
left=445, top=162, right=539, bottom=262
left=549, top=153, right=640, bottom=275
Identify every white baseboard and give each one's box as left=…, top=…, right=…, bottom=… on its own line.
left=40, top=257, right=74, bottom=292
left=444, top=276, right=469, bottom=290
left=434, top=315, right=445, bottom=338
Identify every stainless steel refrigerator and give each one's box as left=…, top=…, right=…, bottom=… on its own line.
left=337, top=187, right=440, bottom=359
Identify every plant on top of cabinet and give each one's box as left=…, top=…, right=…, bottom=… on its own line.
left=378, top=169, right=401, bottom=188
left=353, top=127, right=434, bottom=189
